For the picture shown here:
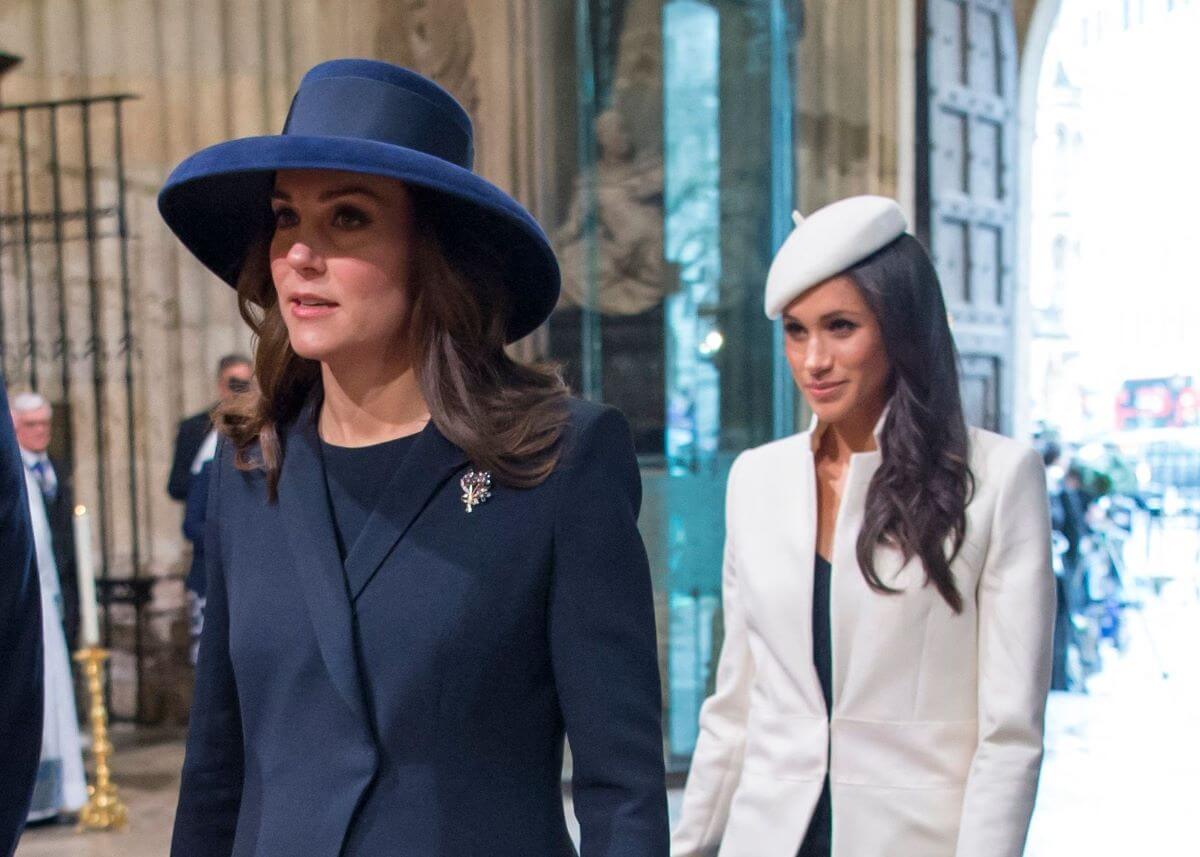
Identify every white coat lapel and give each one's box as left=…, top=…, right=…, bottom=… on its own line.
left=828, top=447, right=881, bottom=711
left=820, top=405, right=890, bottom=712
left=738, top=430, right=825, bottom=713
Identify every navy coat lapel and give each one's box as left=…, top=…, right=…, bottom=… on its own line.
left=343, top=421, right=467, bottom=601
left=276, top=403, right=368, bottom=725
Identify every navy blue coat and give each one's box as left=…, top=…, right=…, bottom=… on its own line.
left=0, top=374, right=43, bottom=857
left=182, top=461, right=211, bottom=598
left=171, top=398, right=669, bottom=856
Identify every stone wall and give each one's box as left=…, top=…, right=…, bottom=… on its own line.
left=795, top=0, right=909, bottom=212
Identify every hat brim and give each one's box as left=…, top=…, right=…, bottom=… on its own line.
left=157, top=135, right=560, bottom=343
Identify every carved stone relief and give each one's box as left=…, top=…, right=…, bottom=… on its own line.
left=554, top=0, right=677, bottom=316
left=374, top=0, right=479, bottom=117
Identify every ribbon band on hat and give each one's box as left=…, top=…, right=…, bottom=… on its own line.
left=284, top=76, right=474, bottom=170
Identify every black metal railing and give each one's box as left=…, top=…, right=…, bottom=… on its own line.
left=0, top=92, right=152, bottom=721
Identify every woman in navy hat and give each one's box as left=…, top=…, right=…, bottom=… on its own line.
left=160, top=59, right=668, bottom=857
left=671, top=197, right=1054, bottom=857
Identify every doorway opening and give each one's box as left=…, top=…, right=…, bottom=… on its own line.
left=1021, top=2, right=1200, bottom=852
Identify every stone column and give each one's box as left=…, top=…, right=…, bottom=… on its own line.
left=795, top=0, right=906, bottom=212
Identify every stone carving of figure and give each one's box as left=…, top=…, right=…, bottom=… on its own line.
left=375, top=0, right=479, bottom=116
left=555, top=108, right=678, bottom=316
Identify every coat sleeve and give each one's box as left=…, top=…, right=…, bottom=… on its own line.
left=955, top=446, right=1056, bottom=857
left=550, top=405, right=669, bottom=857
left=670, top=455, right=754, bottom=857
left=182, top=463, right=211, bottom=546
left=171, top=441, right=244, bottom=856
left=0, top=379, right=43, bottom=857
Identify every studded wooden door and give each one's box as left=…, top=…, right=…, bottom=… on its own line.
left=917, top=0, right=1018, bottom=434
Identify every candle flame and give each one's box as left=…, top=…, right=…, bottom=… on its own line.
left=75, top=505, right=87, bottom=516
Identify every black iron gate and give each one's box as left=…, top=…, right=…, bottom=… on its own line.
left=917, top=0, right=1019, bottom=434
left=0, top=92, right=153, bottom=721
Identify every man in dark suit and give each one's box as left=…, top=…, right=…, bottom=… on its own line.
left=1053, top=464, right=1093, bottom=612
left=9, top=392, right=78, bottom=650
left=167, top=354, right=252, bottom=502
left=0, top=374, right=44, bottom=856
left=170, top=355, right=251, bottom=665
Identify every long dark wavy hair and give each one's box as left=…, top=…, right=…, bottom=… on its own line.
left=216, top=184, right=570, bottom=500
left=846, top=234, right=975, bottom=613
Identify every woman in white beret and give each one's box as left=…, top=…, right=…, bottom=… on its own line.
left=671, top=196, right=1055, bottom=857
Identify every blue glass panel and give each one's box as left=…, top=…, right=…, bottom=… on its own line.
left=662, top=0, right=722, bottom=758
left=549, top=0, right=798, bottom=765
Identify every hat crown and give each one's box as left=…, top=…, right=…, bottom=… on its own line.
left=282, top=58, right=475, bottom=170
left=764, top=195, right=908, bottom=319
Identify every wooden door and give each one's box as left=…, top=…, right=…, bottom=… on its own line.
left=917, top=0, right=1018, bottom=434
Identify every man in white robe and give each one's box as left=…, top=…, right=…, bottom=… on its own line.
left=9, top=392, right=86, bottom=824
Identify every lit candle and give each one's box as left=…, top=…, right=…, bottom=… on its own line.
left=73, top=505, right=101, bottom=649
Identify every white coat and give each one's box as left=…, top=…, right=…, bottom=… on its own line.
left=671, top=414, right=1055, bottom=857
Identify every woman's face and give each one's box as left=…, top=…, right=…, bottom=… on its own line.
left=270, top=169, right=417, bottom=367
left=782, top=275, right=891, bottom=427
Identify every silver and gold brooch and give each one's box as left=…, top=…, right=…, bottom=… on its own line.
left=460, top=469, right=493, bottom=513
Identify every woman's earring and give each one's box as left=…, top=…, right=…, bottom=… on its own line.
left=460, top=470, right=493, bottom=513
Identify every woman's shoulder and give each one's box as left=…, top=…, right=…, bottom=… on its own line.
left=549, top=399, right=641, bottom=504
left=557, top=397, right=634, bottom=463
left=210, top=433, right=268, bottom=492
left=967, top=426, right=1046, bottom=492
left=728, top=430, right=811, bottom=485
left=562, top=395, right=620, bottom=428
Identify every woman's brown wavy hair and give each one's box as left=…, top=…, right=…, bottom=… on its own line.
left=846, top=235, right=976, bottom=613
left=216, top=184, right=570, bottom=501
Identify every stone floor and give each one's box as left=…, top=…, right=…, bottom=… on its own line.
left=18, top=565, right=1200, bottom=856
left=15, top=727, right=184, bottom=857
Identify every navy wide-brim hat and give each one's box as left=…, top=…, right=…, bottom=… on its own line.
left=158, top=58, right=559, bottom=343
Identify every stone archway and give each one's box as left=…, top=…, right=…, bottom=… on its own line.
left=1013, top=0, right=1064, bottom=438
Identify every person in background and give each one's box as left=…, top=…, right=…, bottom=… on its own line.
left=0, top=375, right=43, bottom=856
left=167, top=354, right=253, bottom=503
left=168, top=354, right=252, bottom=662
left=8, top=392, right=86, bottom=826
left=9, top=391, right=77, bottom=650
left=1052, top=463, right=1094, bottom=621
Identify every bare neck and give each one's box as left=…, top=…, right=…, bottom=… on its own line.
left=815, top=404, right=883, bottom=466
left=318, top=357, right=430, bottom=448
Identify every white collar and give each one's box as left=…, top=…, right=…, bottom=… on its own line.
left=19, top=447, right=49, bottom=468
left=191, top=428, right=220, bottom=474
left=808, top=402, right=890, bottom=453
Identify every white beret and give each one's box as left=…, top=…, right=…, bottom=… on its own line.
left=764, top=195, right=908, bottom=319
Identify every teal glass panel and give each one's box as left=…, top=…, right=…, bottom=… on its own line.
left=549, top=0, right=798, bottom=767
left=662, top=0, right=722, bottom=759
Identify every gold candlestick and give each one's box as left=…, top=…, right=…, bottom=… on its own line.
left=73, top=647, right=128, bottom=832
